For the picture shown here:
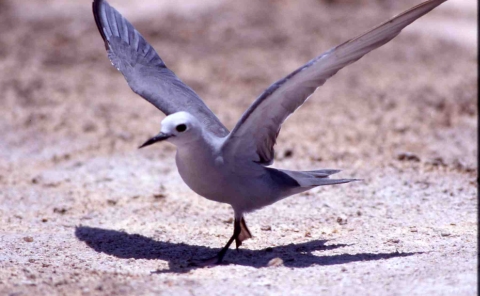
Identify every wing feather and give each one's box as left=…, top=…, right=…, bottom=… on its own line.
left=223, top=0, right=447, bottom=165
left=92, top=0, right=229, bottom=137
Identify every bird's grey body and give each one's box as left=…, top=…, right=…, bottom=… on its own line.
left=176, top=145, right=288, bottom=215
left=156, top=112, right=344, bottom=215
left=176, top=140, right=302, bottom=214
left=92, top=0, right=448, bottom=264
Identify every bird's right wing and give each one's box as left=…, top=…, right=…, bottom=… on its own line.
left=92, top=0, right=229, bottom=137
left=222, top=0, right=447, bottom=165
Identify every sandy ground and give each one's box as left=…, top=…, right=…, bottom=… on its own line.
left=0, top=0, right=477, bottom=295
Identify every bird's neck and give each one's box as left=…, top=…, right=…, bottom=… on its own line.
left=175, top=130, right=223, bottom=160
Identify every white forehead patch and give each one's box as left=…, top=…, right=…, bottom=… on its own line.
left=161, top=112, right=196, bottom=132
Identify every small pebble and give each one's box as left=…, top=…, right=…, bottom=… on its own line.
left=397, top=152, right=420, bottom=162
left=53, top=208, right=67, bottom=215
left=23, top=237, right=34, bottom=243
left=337, top=216, right=348, bottom=225
left=441, top=231, right=451, bottom=237
left=429, top=157, right=447, bottom=166
left=153, top=193, right=166, bottom=199
left=267, top=257, right=284, bottom=267
left=283, top=149, right=293, bottom=158
left=261, top=225, right=272, bottom=231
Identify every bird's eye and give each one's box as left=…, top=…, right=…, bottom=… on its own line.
left=176, top=124, right=187, bottom=132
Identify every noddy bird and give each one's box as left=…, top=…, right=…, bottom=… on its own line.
left=92, top=0, right=448, bottom=264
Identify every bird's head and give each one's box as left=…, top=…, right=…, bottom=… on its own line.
left=139, top=111, right=202, bottom=148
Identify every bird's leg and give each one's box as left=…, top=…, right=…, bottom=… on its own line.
left=211, top=216, right=253, bottom=263
left=235, top=216, right=252, bottom=249
left=213, top=217, right=242, bottom=264
left=191, top=217, right=247, bottom=266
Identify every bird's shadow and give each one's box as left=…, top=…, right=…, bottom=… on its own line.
left=75, top=226, right=419, bottom=273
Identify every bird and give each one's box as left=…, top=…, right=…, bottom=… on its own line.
left=92, top=0, right=448, bottom=264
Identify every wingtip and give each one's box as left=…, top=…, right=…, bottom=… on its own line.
left=92, top=0, right=109, bottom=49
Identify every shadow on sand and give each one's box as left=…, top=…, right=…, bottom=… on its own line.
left=75, top=226, right=419, bottom=273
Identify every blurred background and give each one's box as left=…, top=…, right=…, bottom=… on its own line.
left=0, top=0, right=476, bottom=168
left=0, top=0, right=477, bottom=294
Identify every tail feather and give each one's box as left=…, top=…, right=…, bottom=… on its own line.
left=280, top=169, right=359, bottom=187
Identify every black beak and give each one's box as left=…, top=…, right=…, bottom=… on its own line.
left=138, top=132, right=172, bottom=149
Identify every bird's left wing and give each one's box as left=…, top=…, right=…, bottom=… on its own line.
left=93, top=0, right=229, bottom=137
left=222, top=0, right=447, bottom=165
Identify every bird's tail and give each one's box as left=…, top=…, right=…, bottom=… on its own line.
left=279, top=169, right=359, bottom=188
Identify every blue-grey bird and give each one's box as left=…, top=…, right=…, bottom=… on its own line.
left=92, top=0, right=448, bottom=264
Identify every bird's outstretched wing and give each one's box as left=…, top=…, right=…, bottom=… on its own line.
left=222, top=0, right=447, bottom=165
left=92, top=0, right=229, bottom=137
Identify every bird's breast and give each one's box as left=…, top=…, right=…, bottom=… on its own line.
left=174, top=144, right=277, bottom=212
left=175, top=147, right=230, bottom=203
